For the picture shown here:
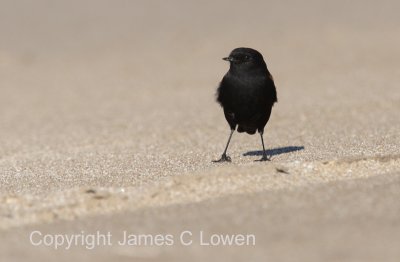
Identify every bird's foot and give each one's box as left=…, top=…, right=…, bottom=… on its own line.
left=213, top=154, right=232, bottom=163
left=255, top=155, right=271, bottom=162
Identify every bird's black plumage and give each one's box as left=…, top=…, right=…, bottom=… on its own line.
left=214, top=47, right=277, bottom=162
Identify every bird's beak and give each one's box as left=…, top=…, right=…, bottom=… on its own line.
left=223, top=56, right=233, bottom=62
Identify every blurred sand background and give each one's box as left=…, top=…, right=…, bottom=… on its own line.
left=0, top=0, right=400, bottom=261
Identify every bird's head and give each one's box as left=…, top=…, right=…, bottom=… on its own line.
left=223, top=47, right=267, bottom=73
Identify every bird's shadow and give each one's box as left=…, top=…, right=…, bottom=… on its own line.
left=243, top=146, right=305, bottom=157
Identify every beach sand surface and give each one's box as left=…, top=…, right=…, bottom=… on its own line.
left=0, top=0, right=399, bottom=261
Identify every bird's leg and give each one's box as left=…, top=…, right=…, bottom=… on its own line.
left=213, top=129, right=234, bottom=163
left=257, top=131, right=270, bottom=161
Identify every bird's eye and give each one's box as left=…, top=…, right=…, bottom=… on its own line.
left=244, top=55, right=249, bottom=60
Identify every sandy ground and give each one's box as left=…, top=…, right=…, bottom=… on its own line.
left=1, top=0, right=400, bottom=261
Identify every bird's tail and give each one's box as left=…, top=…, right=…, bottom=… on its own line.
left=237, top=125, right=257, bottom=135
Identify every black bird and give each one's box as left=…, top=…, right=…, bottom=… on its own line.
left=214, top=47, right=277, bottom=162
